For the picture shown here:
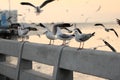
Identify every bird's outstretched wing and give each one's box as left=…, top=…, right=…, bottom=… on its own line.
left=54, top=23, right=73, bottom=27
left=116, top=18, right=120, bottom=25
left=102, top=40, right=117, bottom=52
left=64, top=27, right=72, bottom=33
left=40, top=0, right=54, bottom=8
left=23, top=27, right=38, bottom=31
left=94, top=23, right=105, bottom=27
left=109, top=28, right=119, bottom=37
left=20, top=2, right=36, bottom=8
left=38, top=23, right=46, bottom=28
left=38, top=23, right=51, bottom=31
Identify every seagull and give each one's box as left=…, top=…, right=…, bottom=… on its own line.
left=94, top=23, right=119, bottom=37
left=38, top=23, right=73, bottom=45
left=74, top=28, right=95, bottom=49
left=37, top=23, right=73, bottom=34
left=102, top=39, right=117, bottom=52
left=20, top=0, right=55, bottom=14
left=39, top=23, right=56, bottom=45
left=116, top=18, right=120, bottom=25
left=96, top=5, right=101, bottom=12
left=17, top=26, right=37, bottom=41
left=56, top=27, right=75, bottom=45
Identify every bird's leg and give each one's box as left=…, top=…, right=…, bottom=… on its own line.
left=53, top=40, right=54, bottom=45
left=49, top=40, right=51, bottom=45
left=62, top=40, right=66, bottom=45
left=22, top=37, right=24, bottom=42
left=77, top=42, right=81, bottom=50
left=81, top=42, right=84, bottom=49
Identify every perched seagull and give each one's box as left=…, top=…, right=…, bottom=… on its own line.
left=94, top=23, right=119, bottom=37
left=116, top=18, right=120, bottom=25
left=74, top=28, right=95, bottom=49
left=20, top=0, right=55, bottom=14
left=102, top=39, right=117, bottom=52
left=56, top=27, right=75, bottom=45
left=39, top=23, right=56, bottom=45
left=17, top=26, right=37, bottom=41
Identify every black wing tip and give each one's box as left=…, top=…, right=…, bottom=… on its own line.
left=94, top=23, right=104, bottom=26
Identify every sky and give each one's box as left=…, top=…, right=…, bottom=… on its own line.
left=0, top=0, right=120, bottom=23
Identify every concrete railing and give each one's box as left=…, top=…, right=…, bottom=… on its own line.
left=0, top=39, right=120, bottom=80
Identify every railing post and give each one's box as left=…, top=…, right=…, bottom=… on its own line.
left=54, top=68, right=73, bottom=80
left=16, top=41, right=32, bottom=80
left=53, top=46, right=73, bottom=80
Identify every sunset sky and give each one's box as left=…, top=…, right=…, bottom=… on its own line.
left=0, top=0, right=120, bottom=23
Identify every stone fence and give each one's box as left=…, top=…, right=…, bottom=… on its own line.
left=0, top=39, right=119, bottom=80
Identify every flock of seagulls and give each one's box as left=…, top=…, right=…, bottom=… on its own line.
left=0, top=0, right=119, bottom=52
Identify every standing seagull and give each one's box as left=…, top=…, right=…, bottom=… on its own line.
left=38, top=23, right=73, bottom=45
left=56, top=27, right=75, bottom=45
left=20, top=0, right=54, bottom=14
left=39, top=23, right=56, bottom=45
left=94, top=23, right=119, bottom=37
left=74, top=28, right=95, bottom=49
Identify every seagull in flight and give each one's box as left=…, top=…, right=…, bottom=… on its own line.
left=74, top=28, right=95, bottom=50
left=20, top=0, right=55, bottom=15
left=94, top=23, right=119, bottom=37
left=96, top=5, right=101, bottom=12
left=102, top=39, right=117, bottom=52
left=116, top=18, right=120, bottom=25
left=52, top=23, right=73, bottom=35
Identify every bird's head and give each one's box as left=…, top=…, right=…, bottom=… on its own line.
left=74, top=28, right=82, bottom=34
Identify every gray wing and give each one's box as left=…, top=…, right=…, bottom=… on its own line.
left=59, top=34, right=71, bottom=38
left=59, top=34, right=74, bottom=39
left=79, top=34, right=92, bottom=41
left=40, top=0, right=54, bottom=8
left=20, top=2, right=36, bottom=8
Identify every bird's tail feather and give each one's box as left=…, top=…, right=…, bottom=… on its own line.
left=92, top=32, right=95, bottom=36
